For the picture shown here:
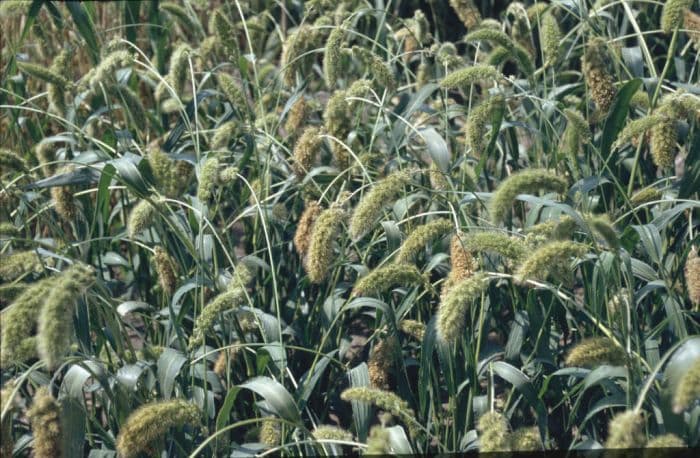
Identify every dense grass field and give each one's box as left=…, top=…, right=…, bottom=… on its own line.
left=1, top=0, right=699, bottom=456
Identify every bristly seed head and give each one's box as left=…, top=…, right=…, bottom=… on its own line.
left=565, top=336, right=627, bottom=368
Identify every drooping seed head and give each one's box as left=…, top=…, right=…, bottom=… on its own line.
left=127, top=199, right=158, bottom=238
left=462, top=231, right=528, bottom=264
left=490, top=169, right=568, bottom=225
left=27, top=387, right=62, bottom=458
left=672, top=357, right=700, bottom=413
left=399, top=319, right=426, bottom=341
left=146, top=147, right=192, bottom=198
left=351, top=46, right=396, bottom=91
left=0, top=250, right=43, bottom=281
left=188, top=287, right=247, bottom=349
left=368, top=336, right=400, bottom=389
left=292, top=126, right=324, bottom=178
left=154, top=246, right=177, bottom=295
left=340, top=387, right=415, bottom=430
left=437, top=273, right=489, bottom=344
left=661, top=0, right=693, bottom=34
left=0, top=276, right=58, bottom=367
left=217, top=72, right=248, bottom=116
left=614, top=114, right=665, bottom=150
left=395, top=219, right=453, bottom=264
left=16, top=61, right=69, bottom=87
left=465, top=95, right=505, bottom=157
left=281, top=24, right=314, bottom=87
left=51, top=184, right=77, bottom=222
left=294, top=200, right=322, bottom=259
left=603, top=410, right=646, bottom=449
left=285, top=97, right=308, bottom=133
left=37, top=264, right=94, bottom=370
left=352, top=264, right=425, bottom=297
left=516, top=240, right=588, bottom=283
left=684, top=251, right=700, bottom=309
left=649, top=117, right=677, bottom=169
left=477, top=411, right=510, bottom=452
left=259, top=418, right=281, bottom=447
left=211, top=9, right=239, bottom=64
left=645, top=433, right=686, bottom=449
left=87, top=50, right=133, bottom=92
left=582, top=37, right=616, bottom=113
left=565, top=337, right=627, bottom=368
left=540, top=11, right=561, bottom=65
left=366, top=426, right=391, bottom=454
left=306, top=206, right=345, bottom=283
left=323, top=21, right=347, bottom=89
left=440, top=65, right=502, bottom=90
left=349, top=169, right=414, bottom=240
left=312, top=425, right=353, bottom=441
left=685, top=9, right=700, bottom=50
left=115, top=399, right=200, bottom=458
left=449, top=0, right=481, bottom=28
left=509, top=426, right=542, bottom=451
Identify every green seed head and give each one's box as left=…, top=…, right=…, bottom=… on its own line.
left=672, top=357, right=700, bottom=413
left=115, top=399, right=200, bottom=458
left=440, top=65, right=502, bottom=90
left=294, top=200, right=322, bottom=259
left=189, top=287, right=246, bottom=349
left=604, top=410, right=646, bottom=449
left=541, top=11, right=561, bottom=65
left=323, top=21, right=347, bottom=89
left=399, top=319, right=426, bottom=341
left=312, top=425, right=353, bottom=441
left=463, top=231, right=528, bottom=264
left=292, top=126, right=324, bottom=178
left=349, top=169, right=414, bottom=240
left=661, top=0, right=693, bottom=34
left=154, top=246, right=177, bottom=295
left=17, top=61, right=69, bottom=87
left=86, top=50, right=132, bottom=92
left=516, top=240, right=588, bottom=283
left=395, top=218, right=453, bottom=264
left=306, top=206, right=345, bottom=283
left=465, top=95, right=505, bottom=157
left=340, top=387, right=415, bottom=431
left=27, top=387, right=62, bottom=458
left=490, top=169, right=568, bottom=225
left=685, top=251, right=700, bottom=309
left=649, top=118, right=677, bottom=169
left=146, top=147, right=192, bottom=198
left=509, top=426, right=542, bottom=451
left=615, top=114, right=664, bottom=150
left=0, top=250, right=43, bottom=281
left=37, top=264, right=94, bottom=370
left=477, top=411, right=510, bottom=452
left=197, top=157, right=220, bottom=202
left=645, top=433, right=686, bottom=449
left=211, top=10, right=239, bottom=64
left=366, top=426, right=391, bottom=454
left=353, top=264, right=425, bottom=297
left=127, top=199, right=158, bottom=238
left=437, top=273, right=489, bottom=344
left=565, top=336, right=627, bottom=368
left=259, top=418, right=281, bottom=447
left=352, top=46, right=396, bottom=91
